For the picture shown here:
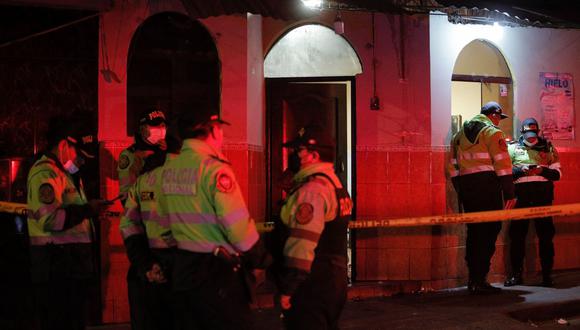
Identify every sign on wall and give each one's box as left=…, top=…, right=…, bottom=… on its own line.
left=539, top=72, right=575, bottom=140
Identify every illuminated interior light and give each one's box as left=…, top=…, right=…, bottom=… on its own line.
left=301, top=0, right=322, bottom=9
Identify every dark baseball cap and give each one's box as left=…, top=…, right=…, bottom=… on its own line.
left=67, top=132, right=98, bottom=159
left=282, top=125, right=334, bottom=150
left=139, top=107, right=166, bottom=126
left=521, top=118, right=540, bottom=133
left=178, top=110, right=230, bottom=138
left=480, top=101, right=508, bottom=119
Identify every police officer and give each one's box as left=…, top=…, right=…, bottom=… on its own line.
left=118, top=107, right=168, bottom=329
left=448, top=101, right=516, bottom=294
left=27, top=115, right=104, bottom=330
left=118, top=107, right=168, bottom=206
left=119, top=135, right=181, bottom=330
left=504, top=118, right=561, bottom=287
left=161, top=110, right=268, bottom=330
left=277, top=125, right=352, bottom=329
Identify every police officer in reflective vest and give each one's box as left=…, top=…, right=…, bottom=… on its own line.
left=118, top=107, right=168, bottom=329
left=119, top=135, right=181, bottom=330
left=448, top=102, right=516, bottom=294
left=277, top=125, right=353, bottom=329
left=504, top=118, right=561, bottom=287
left=160, top=111, right=269, bottom=329
left=27, top=115, right=105, bottom=330
left=118, top=107, right=168, bottom=206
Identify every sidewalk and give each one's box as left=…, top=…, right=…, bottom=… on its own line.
left=254, top=270, right=580, bottom=329
left=90, top=269, right=580, bottom=330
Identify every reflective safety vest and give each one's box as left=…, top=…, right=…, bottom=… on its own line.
left=119, top=161, right=176, bottom=249
left=508, top=138, right=562, bottom=184
left=159, top=139, right=259, bottom=254
left=280, top=162, right=352, bottom=274
left=27, top=154, right=93, bottom=245
left=448, top=114, right=512, bottom=179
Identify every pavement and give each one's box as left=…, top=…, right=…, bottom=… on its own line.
left=90, top=270, right=580, bottom=330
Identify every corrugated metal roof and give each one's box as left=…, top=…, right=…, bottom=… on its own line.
left=435, top=0, right=580, bottom=29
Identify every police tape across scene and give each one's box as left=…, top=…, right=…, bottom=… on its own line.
left=3, top=201, right=580, bottom=232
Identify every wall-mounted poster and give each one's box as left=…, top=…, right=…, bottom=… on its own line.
left=539, top=72, right=574, bottom=140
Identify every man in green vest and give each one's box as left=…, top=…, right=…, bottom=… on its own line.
left=119, top=135, right=182, bottom=330
left=504, top=118, right=561, bottom=287
left=160, top=110, right=269, bottom=329
left=276, top=125, right=352, bottom=329
left=117, top=106, right=168, bottom=329
left=27, top=115, right=105, bottom=330
left=448, top=101, right=516, bottom=294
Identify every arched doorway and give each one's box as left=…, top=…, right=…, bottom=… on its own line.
left=127, top=12, right=220, bottom=135
left=265, top=23, right=362, bottom=280
left=451, top=39, right=513, bottom=138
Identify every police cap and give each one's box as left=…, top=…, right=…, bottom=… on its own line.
left=139, top=107, right=166, bottom=126
left=282, top=124, right=335, bottom=150
left=46, top=114, right=98, bottom=158
left=521, top=118, right=540, bottom=134
left=480, top=101, right=508, bottom=119
left=178, top=109, right=230, bottom=138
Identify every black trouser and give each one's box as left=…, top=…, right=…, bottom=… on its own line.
left=284, top=258, right=348, bottom=330
left=458, top=172, right=504, bottom=282
left=172, top=250, right=253, bottom=330
left=32, top=279, right=89, bottom=330
left=508, top=182, right=555, bottom=275
left=127, top=265, right=147, bottom=330
left=29, top=244, right=94, bottom=330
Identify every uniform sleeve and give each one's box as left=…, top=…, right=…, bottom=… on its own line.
left=542, top=145, right=562, bottom=181
left=278, top=184, right=326, bottom=295
left=27, top=169, right=68, bottom=232
left=447, top=134, right=460, bottom=191
left=119, top=181, right=153, bottom=275
left=486, top=130, right=515, bottom=199
left=209, top=164, right=259, bottom=253
left=118, top=150, right=139, bottom=205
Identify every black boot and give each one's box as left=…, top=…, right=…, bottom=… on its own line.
left=469, top=279, right=501, bottom=295
left=504, top=272, right=523, bottom=287
left=541, top=269, right=553, bottom=287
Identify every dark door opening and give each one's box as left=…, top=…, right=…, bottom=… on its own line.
left=266, top=77, right=356, bottom=280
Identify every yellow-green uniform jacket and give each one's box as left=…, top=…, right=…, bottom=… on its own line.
left=117, top=147, right=146, bottom=203
left=159, top=139, right=259, bottom=254
left=508, top=137, right=562, bottom=184
left=280, top=162, right=343, bottom=273
left=27, top=154, right=93, bottom=245
left=119, top=163, right=176, bottom=249
left=448, top=114, right=515, bottom=198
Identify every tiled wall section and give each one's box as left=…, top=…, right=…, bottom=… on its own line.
left=355, top=147, right=580, bottom=289
left=98, top=142, right=266, bottom=323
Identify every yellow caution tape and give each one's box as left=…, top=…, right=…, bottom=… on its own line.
left=0, top=201, right=28, bottom=216
left=5, top=200, right=580, bottom=233
left=256, top=203, right=580, bottom=233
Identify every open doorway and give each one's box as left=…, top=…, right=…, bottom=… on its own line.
left=451, top=39, right=513, bottom=138
left=265, top=24, right=361, bottom=280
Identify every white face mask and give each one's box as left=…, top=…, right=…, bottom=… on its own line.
left=523, top=138, right=538, bottom=147
left=146, top=127, right=166, bottom=145
left=63, top=159, right=80, bottom=174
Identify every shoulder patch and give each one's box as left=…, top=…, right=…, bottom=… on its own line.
left=118, top=154, right=130, bottom=170
left=499, top=139, right=508, bottom=152
left=295, top=203, right=314, bottom=225
left=39, top=183, right=55, bottom=204
left=216, top=171, right=235, bottom=193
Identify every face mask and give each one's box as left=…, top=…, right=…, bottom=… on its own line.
left=288, top=151, right=302, bottom=173
left=146, top=127, right=166, bottom=145
left=63, top=159, right=80, bottom=174
left=523, top=137, right=538, bottom=147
